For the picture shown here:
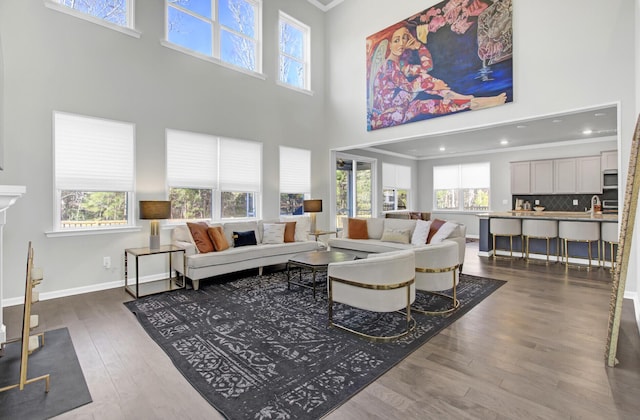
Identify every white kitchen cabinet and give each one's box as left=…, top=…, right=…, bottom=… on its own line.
left=530, top=160, right=554, bottom=194
left=554, top=158, right=577, bottom=193
left=576, top=155, right=602, bottom=193
left=601, top=150, right=617, bottom=171
left=510, top=161, right=530, bottom=194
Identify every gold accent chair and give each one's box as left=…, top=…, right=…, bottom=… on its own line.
left=522, top=219, right=559, bottom=264
left=490, top=218, right=522, bottom=259
left=327, top=250, right=416, bottom=342
left=413, top=241, right=460, bottom=315
left=558, top=220, right=600, bottom=269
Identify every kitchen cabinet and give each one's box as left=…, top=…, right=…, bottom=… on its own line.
left=530, top=160, right=554, bottom=194
left=554, top=158, right=577, bottom=193
left=510, top=161, right=530, bottom=194
left=601, top=151, right=617, bottom=171
left=576, top=155, right=602, bottom=193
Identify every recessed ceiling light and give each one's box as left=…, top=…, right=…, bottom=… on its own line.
left=583, top=129, right=593, bottom=135
left=439, top=146, right=446, bottom=151
left=516, top=125, right=527, bottom=129
left=552, top=119, right=562, bottom=123
left=594, top=112, right=606, bottom=117
left=500, top=139, right=509, bottom=145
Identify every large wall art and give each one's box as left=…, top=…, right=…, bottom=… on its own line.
left=366, top=0, right=513, bottom=131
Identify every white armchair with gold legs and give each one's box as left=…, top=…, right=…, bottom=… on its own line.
left=413, top=241, right=460, bottom=315
left=327, top=250, right=416, bottom=342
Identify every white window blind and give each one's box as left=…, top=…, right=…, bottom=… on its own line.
left=433, top=165, right=461, bottom=189
left=166, top=129, right=218, bottom=188
left=219, top=138, right=262, bottom=192
left=383, top=163, right=412, bottom=189
left=461, top=162, right=490, bottom=188
left=54, top=112, right=134, bottom=191
left=279, top=146, right=310, bottom=194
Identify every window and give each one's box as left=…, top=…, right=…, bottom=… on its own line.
left=434, top=163, right=490, bottom=211
left=166, top=130, right=262, bottom=221
left=53, top=112, right=135, bottom=231
left=382, top=163, right=411, bottom=211
left=278, top=12, right=310, bottom=90
left=166, top=0, right=262, bottom=73
left=47, top=0, right=137, bottom=33
left=279, top=146, right=311, bottom=215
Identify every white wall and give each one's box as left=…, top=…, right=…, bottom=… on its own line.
left=0, top=1, right=326, bottom=300
left=325, top=0, right=637, bottom=294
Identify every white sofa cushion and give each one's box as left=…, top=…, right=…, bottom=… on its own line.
left=328, top=238, right=414, bottom=254
left=262, top=223, right=285, bottom=244
left=279, top=215, right=311, bottom=242
left=366, top=218, right=385, bottom=239
left=430, top=221, right=458, bottom=244
left=383, top=218, right=417, bottom=236
left=185, top=242, right=320, bottom=269
left=411, top=219, right=431, bottom=245
left=380, top=227, right=411, bottom=244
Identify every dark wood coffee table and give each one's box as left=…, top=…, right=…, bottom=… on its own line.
left=287, top=250, right=356, bottom=299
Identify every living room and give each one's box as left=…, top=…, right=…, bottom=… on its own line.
left=1, top=0, right=639, bottom=418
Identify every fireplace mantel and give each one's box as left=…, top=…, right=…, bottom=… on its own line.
left=0, top=185, right=26, bottom=344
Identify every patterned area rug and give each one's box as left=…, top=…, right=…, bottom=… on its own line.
left=125, top=271, right=505, bottom=420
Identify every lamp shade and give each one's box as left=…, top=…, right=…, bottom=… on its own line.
left=303, top=199, right=322, bottom=213
left=139, top=201, right=171, bottom=220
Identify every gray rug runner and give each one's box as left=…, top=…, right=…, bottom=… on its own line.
left=0, top=327, right=92, bottom=420
left=126, top=271, right=505, bottom=420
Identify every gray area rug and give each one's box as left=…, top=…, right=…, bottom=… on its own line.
left=125, top=270, right=505, bottom=420
left=0, top=327, right=92, bottom=420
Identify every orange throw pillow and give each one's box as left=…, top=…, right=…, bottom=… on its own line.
left=348, top=218, right=369, bottom=239
left=187, top=222, right=214, bottom=253
left=207, top=226, right=230, bottom=251
left=281, top=221, right=296, bottom=243
left=427, top=218, right=446, bottom=244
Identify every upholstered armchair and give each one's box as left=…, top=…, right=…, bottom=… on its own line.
left=413, top=241, right=460, bottom=315
left=327, top=250, right=416, bottom=342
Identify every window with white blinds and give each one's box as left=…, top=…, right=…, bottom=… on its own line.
left=382, top=163, right=411, bottom=211
left=53, top=111, right=135, bottom=230
left=279, top=146, right=310, bottom=215
left=219, top=138, right=262, bottom=192
left=433, top=162, right=490, bottom=211
left=166, top=129, right=217, bottom=188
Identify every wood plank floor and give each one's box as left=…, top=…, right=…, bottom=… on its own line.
left=3, top=243, right=639, bottom=419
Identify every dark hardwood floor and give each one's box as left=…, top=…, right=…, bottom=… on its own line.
left=3, top=242, right=639, bottom=419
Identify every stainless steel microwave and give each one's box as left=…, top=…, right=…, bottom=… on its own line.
left=603, top=170, right=618, bottom=189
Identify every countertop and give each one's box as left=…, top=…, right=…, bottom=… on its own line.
left=478, top=211, right=618, bottom=222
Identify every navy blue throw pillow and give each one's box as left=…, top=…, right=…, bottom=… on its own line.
left=233, top=230, right=257, bottom=247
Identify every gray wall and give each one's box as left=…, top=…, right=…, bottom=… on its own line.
left=0, top=1, right=326, bottom=299
left=324, top=0, right=637, bottom=294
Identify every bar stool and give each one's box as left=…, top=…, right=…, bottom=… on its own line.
left=601, top=222, right=619, bottom=272
left=490, top=218, right=522, bottom=260
left=558, top=221, right=600, bottom=269
left=522, top=219, right=558, bottom=264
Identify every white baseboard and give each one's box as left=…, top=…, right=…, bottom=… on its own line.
left=623, top=290, right=640, bottom=335
left=1, top=272, right=171, bottom=308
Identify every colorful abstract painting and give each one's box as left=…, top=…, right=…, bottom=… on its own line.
left=366, top=0, right=513, bottom=131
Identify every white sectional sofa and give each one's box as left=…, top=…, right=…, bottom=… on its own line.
left=328, top=217, right=466, bottom=272
left=171, top=217, right=325, bottom=290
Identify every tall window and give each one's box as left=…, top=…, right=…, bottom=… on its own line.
left=278, top=12, right=310, bottom=90
left=54, top=112, right=135, bottom=230
left=335, top=155, right=375, bottom=230
left=49, top=0, right=134, bottom=28
left=382, top=163, right=411, bottom=211
left=434, top=162, right=490, bottom=211
left=279, top=146, right=311, bottom=215
left=166, top=0, right=262, bottom=73
left=166, top=130, right=262, bottom=221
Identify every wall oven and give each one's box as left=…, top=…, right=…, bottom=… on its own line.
left=603, top=170, right=618, bottom=190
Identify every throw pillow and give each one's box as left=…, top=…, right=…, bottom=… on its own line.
left=187, top=222, right=214, bottom=253
left=380, top=227, right=411, bottom=244
left=281, top=221, right=296, bottom=243
left=348, top=218, right=369, bottom=239
left=233, top=230, right=257, bottom=247
left=279, top=216, right=310, bottom=241
left=426, top=219, right=447, bottom=244
left=411, top=219, right=432, bottom=245
left=262, top=223, right=285, bottom=244
left=429, top=221, right=458, bottom=244
left=207, top=226, right=229, bottom=251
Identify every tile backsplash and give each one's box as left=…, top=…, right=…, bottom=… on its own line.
left=512, top=190, right=617, bottom=212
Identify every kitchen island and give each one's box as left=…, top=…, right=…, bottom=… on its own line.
left=478, top=211, right=618, bottom=265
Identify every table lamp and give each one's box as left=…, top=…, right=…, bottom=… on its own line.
left=139, top=201, right=171, bottom=249
left=303, top=199, right=322, bottom=233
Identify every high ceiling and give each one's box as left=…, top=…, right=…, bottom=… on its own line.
left=307, top=0, right=344, bottom=12
left=359, top=105, right=618, bottom=160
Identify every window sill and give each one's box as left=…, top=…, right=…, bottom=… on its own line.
left=44, top=1, right=141, bottom=38
left=160, top=41, right=267, bottom=81
left=431, top=210, right=491, bottom=215
left=276, top=80, right=314, bottom=96
left=46, top=225, right=142, bottom=238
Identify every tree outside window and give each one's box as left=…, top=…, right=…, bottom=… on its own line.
left=279, top=12, right=309, bottom=90
left=434, top=163, right=490, bottom=211
left=56, top=0, right=130, bottom=27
